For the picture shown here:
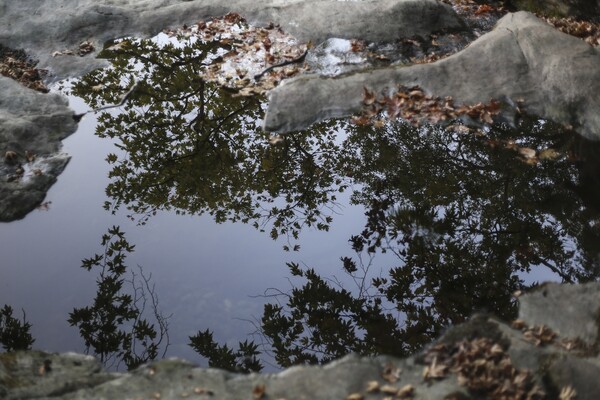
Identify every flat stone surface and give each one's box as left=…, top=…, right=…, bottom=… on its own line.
left=0, top=0, right=464, bottom=82
left=518, top=282, right=600, bottom=345
left=0, top=76, right=76, bottom=221
left=6, top=280, right=600, bottom=399
left=0, top=0, right=464, bottom=222
left=264, top=12, right=600, bottom=140
left=0, top=351, right=114, bottom=399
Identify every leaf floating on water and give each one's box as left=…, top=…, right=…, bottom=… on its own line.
left=538, top=148, right=561, bottom=161
left=268, top=135, right=285, bottom=145
left=517, top=147, right=537, bottom=159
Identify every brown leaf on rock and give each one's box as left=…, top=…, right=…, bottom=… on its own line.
left=252, top=384, right=266, bottom=400
left=365, top=380, right=380, bottom=393
left=363, top=87, right=376, bottom=105
left=397, top=384, right=415, bottom=399
left=4, top=150, right=18, bottom=163
left=423, top=337, right=546, bottom=399
left=511, top=319, right=527, bottom=330
left=523, top=325, right=556, bottom=346
left=382, top=363, right=402, bottom=383
left=78, top=41, right=95, bottom=56
left=351, top=39, right=365, bottom=52
left=559, top=385, right=577, bottom=400
left=354, top=85, right=501, bottom=128
left=381, top=384, right=400, bottom=395
left=193, top=387, right=214, bottom=396
left=346, top=393, right=363, bottom=400
left=423, top=357, right=448, bottom=381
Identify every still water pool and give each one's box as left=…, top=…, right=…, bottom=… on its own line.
left=2, top=25, right=599, bottom=372
left=0, top=94, right=368, bottom=369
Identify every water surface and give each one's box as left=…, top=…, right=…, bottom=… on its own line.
left=2, top=24, right=599, bottom=372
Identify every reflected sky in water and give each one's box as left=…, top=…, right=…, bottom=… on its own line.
left=2, top=26, right=600, bottom=371
left=0, top=94, right=367, bottom=367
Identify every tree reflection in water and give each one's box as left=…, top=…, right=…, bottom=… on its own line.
left=71, top=36, right=346, bottom=241
left=68, top=34, right=600, bottom=371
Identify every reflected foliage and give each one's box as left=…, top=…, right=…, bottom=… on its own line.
left=71, top=28, right=600, bottom=370
left=68, top=226, right=170, bottom=370
left=0, top=305, right=34, bottom=351
left=259, top=262, right=407, bottom=367
left=72, top=37, right=345, bottom=239
left=189, top=329, right=262, bottom=373
left=192, top=118, right=600, bottom=369
left=344, top=119, right=600, bottom=286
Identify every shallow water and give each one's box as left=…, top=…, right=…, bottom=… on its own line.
left=2, top=24, right=600, bottom=372
left=0, top=95, right=367, bottom=368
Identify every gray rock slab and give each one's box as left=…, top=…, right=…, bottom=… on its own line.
left=0, top=0, right=464, bottom=82
left=518, top=282, right=600, bottom=346
left=7, top=280, right=600, bottom=400
left=264, top=11, right=600, bottom=140
left=0, top=0, right=464, bottom=221
left=0, top=351, right=115, bottom=399
left=545, top=354, right=600, bottom=399
left=0, top=352, right=470, bottom=400
left=0, top=76, right=76, bottom=221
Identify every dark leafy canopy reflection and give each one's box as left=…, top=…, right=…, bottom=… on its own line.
left=195, top=119, right=600, bottom=371
left=71, top=36, right=346, bottom=240
left=71, top=33, right=600, bottom=370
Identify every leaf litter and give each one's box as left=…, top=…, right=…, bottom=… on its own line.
left=161, top=12, right=309, bottom=96
left=424, top=338, right=546, bottom=399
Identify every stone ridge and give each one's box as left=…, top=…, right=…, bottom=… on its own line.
left=264, top=11, right=600, bottom=140
left=0, top=0, right=465, bottom=221
left=0, top=0, right=465, bottom=82
left=3, top=282, right=600, bottom=399
left=0, top=76, right=76, bottom=221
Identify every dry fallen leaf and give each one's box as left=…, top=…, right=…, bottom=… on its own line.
left=363, top=87, right=376, bottom=106
left=559, top=385, right=577, bottom=400
left=346, top=393, right=363, bottom=400
left=380, top=384, right=400, bottom=395
left=252, top=384, right=266, bottom=400
left=538, top=148, right=561, bottom=161
left=474, top=4, right=496, bottom=15
left=397, top=384, right=415, bottom=399
left=511, top=319, right=527, bottom=330
left=382, top=363, right=402, bottom=383
left=4, top=150, right=17, bottom=162
left=193, top=387, right=214, bottom=395
left=517, top=147, right=537, bottom=159
left=523, top=325, right=557, bottom=346
left=423, top=357, right=448, bottom=380
left=268, top=135, right=285, bottom=145
left=365, top=380, right=380, bottom=393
